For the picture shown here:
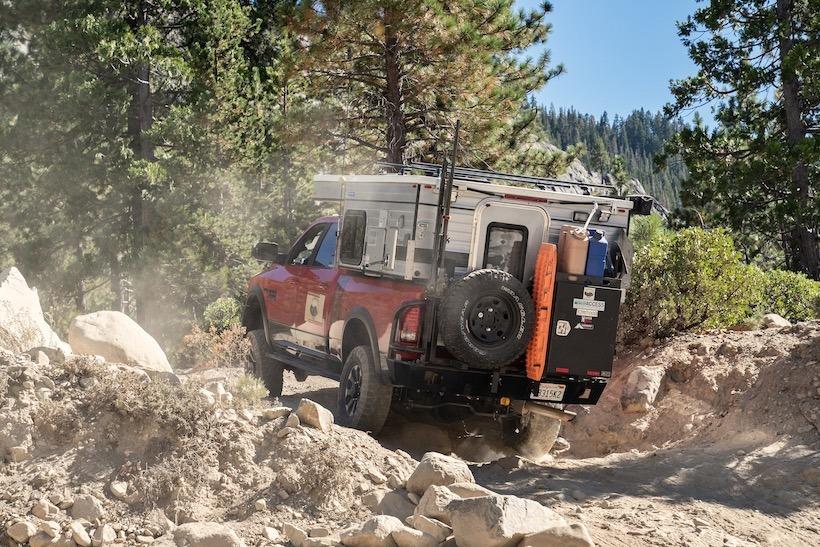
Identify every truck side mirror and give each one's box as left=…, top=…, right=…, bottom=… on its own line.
left=252, top=241, right=280, bottom=263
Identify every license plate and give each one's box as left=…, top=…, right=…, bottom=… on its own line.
left=534, top=383, right=566, bottom=402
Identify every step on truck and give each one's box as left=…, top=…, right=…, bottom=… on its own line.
left=242, top=159, right=651, bottom=458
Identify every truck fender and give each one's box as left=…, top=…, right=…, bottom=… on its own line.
left=242, top=286, right=272, bottom=346
left=342, top=307, right=390, bottom=382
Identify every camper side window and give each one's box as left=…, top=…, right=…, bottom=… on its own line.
left=340, top=210, right=366, bottom=266
left=483, top=223, right=527, bottom=280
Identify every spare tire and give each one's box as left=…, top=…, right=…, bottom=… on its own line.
left=439, top=269, right=534, bottom=369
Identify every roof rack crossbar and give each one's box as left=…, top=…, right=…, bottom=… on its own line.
left=377, top=161, right=615, bottom=194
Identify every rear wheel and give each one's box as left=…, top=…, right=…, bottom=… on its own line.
left=245, top=329, right=284, bottom=397
left=337, top=345, right=393, bottom=433
left=504, top=412, right=561, bottom=460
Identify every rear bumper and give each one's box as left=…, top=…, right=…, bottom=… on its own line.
left=388, top=359, right=607, bottom=405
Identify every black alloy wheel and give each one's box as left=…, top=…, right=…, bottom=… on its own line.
left=467, top=294, right=518, bottom=347
left=343, top=362, right=363, bottom=416
left=337, top=345, right=393, bottom=433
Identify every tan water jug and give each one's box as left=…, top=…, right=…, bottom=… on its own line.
left=557, top=225, right=589, bottom=274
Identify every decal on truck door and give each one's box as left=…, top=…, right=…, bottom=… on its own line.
left=304, top=292, right=325, bottom=325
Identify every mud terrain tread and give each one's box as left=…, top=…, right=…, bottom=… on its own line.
left=438, top=268, right=535, bottom=369
left=246, top=329, right=284, bottom=397
left=337, top=345, right=393, bottom=434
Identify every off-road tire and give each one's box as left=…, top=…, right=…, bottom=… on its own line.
left=246, top=329, right=284, bottom=397
left=337, top=345, right=393, bottom=433
left=504, top=412, right=561, bottom=460
left=439, top=269, right=535, bottom=369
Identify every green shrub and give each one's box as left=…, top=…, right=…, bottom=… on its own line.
left=620, top=228, right=764, bottom=344
left=759, top=269, right=820, bottom=322
left=629, top=214, right=669, bottom=250
left=203, top=297, right=241, bottom=332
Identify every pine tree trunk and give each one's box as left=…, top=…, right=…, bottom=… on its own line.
left=110, top=254, right=123, bottom=312
left=383, top=9, right=406, bottom=165
left=74, top=240, right=85, bottom=313
left=777, top=0, right=819, bottom=279
left=127, top=0, right=155, bottom=320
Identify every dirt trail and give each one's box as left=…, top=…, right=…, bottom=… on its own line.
left=271, top=321, right=820, bottom=546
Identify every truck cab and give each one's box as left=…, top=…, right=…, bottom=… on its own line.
left=243, top=163, right=648, bottom=458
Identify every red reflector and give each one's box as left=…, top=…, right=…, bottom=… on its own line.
left=396, top=351, right=421, bottom=361
left=555, top=367, right=570, bottom=374
left=586, top=370, right=601, bottom=377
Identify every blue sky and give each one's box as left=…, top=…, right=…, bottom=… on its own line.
left=517, top=0, right=703, bottom=122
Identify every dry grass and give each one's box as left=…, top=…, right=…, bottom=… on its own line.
left=292, top=440, right=351, bottom=504
left=86, top=373, right=212, bottom=438
left=177, top=324, right=251, bottom=370
left=229, top=374, right=268, bottom=408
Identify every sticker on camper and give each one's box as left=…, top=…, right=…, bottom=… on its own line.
left=583, top=287, right=596, bottom=300
left=572, top=298, right=605, bottom=313
left=555, top=320, right=571, bottom=337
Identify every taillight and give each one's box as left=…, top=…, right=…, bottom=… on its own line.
left=397, top=306, right=422, bottom=345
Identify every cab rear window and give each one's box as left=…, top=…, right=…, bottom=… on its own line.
left=340, top=210, right=366, bottom=266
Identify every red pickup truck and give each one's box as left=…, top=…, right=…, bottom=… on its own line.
left=242, top=164, right=646, bottom=457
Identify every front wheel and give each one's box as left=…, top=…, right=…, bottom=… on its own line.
left=245, top=329, right=284, bottom=397
left=337, top=345, right=393, bottom=433
left=503, top=412, right=561, bottom=460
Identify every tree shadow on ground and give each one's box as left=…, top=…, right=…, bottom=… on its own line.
left=474, top=436, right=820, bottom=516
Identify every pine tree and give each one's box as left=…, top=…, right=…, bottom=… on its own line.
left=289, top=0, right=563, bottom=167
left=665, top=0, right=820, bottom=278
left=538, top=106, right=687, bottom=207
left=0, top=0, right=302, bottom=337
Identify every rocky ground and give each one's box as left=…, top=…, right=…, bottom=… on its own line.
left=188, top=321, right=820, bottom=546
left=2, top=267, right=819, bottom=546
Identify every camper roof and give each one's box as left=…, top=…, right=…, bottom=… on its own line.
left=313, top=173, right=635, bottom=211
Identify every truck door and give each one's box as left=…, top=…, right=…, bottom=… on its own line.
left=289, top=222, right=339, bottom=354
left=259, top=222, right=328, bottom=347
left=469, top=200, right=550, bottom=284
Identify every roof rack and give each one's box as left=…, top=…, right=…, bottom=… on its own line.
left=376, top=161, right=617, bottom=196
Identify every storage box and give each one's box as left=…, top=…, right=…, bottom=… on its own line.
left=546, top=274, right=622, bottom=379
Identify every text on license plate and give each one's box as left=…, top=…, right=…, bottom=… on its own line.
left=534, top=383, right=566, bottom=402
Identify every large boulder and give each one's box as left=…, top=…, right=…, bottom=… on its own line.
left=340, top=515, right=404, bottom=547
left=376, top=490, right=417, bottom=521
left=761, top=313, right=791, bottom=329
left=620, top=366, right=665, bottom=413
left=0, top=267, right=70, bottom=354
left=70, top=494, right=105, bottom=521
left=406, top=452, right=474, bottom=495
left=174, top=522, right=244, bottom=547
left=413, top=485, right=459, bottom=525
left=69, top=311, right=171, bottom=372
left=448, top=495, right=566, bottom=547
left=294, top=398, right=334, bottom=432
